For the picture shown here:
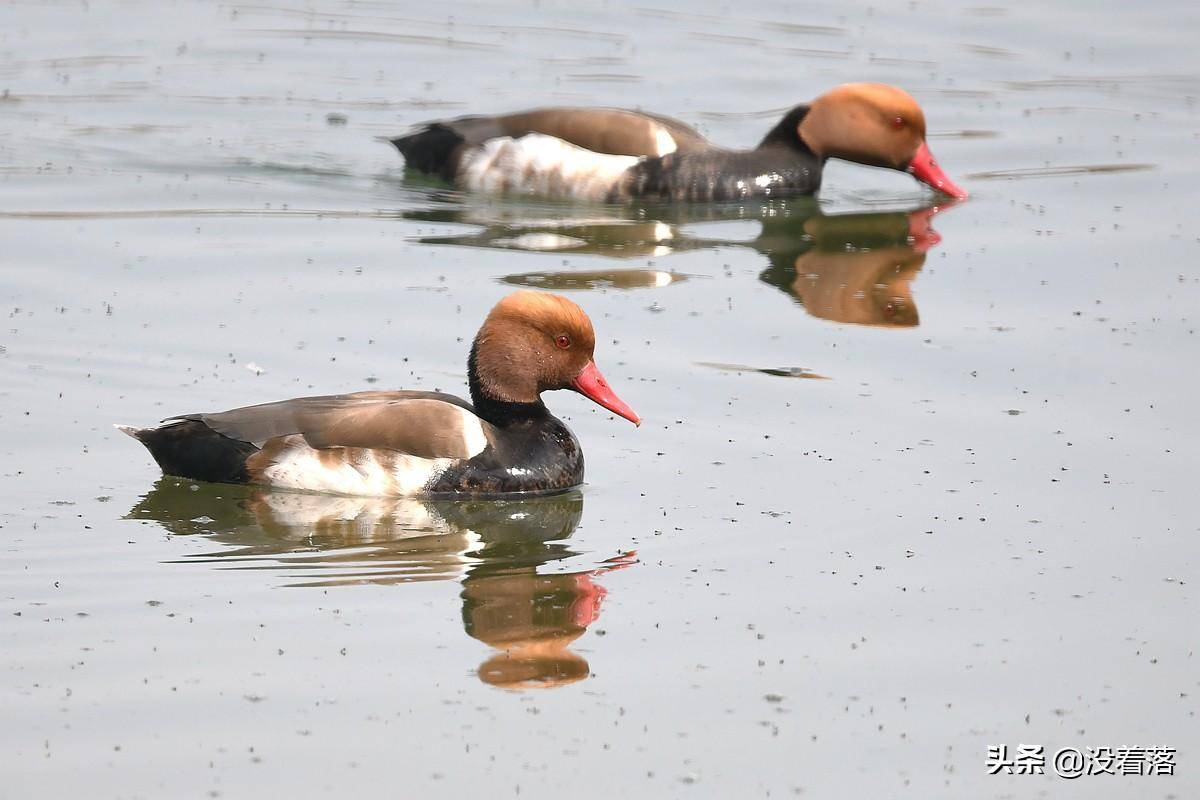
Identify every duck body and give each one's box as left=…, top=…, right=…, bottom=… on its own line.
left=620, top=140, right=821, bottom=203
left=121, top=293, right=638, bottom=498
left=395, top=106, right=820, bottom=203
left=392, top=84, right=967, bottom=203
left=124, top=391, right=583, bottom=497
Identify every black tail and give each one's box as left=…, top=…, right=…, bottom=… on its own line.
left=119, top=421, right=258, bottom=484
left=390, top=123, right=466, bottom=182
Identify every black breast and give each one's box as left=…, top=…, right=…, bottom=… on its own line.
left=426, top=414, right=584, bottom=497
left=616, top=146, right=821, bottom=203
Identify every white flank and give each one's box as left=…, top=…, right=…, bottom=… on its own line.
left=455, top=405, right=490, bottom=457
left=260, top=437, right=454, bottom=497
left=459, top=134, right=639, bottom=202
left=652, top=126, right=678, bottom=156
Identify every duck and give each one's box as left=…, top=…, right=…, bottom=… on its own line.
left=391, top=82, right=967, bottom=203
left=118, top=291, right=640, bottom=498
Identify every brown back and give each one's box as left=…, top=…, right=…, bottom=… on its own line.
left=175, top=390, right=489, bottom=460
left=460, top=107, right=710, bottom=157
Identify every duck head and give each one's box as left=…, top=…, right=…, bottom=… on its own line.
left=797, top=83, right=968, bottom=199
left=471, top=291, right=641, bottom=425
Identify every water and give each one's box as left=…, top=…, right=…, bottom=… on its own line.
left=2, top=1, right=1198, bottom=797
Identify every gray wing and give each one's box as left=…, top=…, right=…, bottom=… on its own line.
left=169, top=390, right=490, bottom=460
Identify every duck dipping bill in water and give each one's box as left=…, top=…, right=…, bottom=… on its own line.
left=391, top=82, right=967, bottom=203
left=118, top=292, right=640, bottom=498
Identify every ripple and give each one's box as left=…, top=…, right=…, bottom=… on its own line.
left=962, top=43, right=1020, bottom=59
left=241, top=28, right=500, bottom=51
left=967, top=163, right=1156, bottom=181
left=0, top=208, right=404, bottom=220
left=928, top=129, right=1002, bottom=139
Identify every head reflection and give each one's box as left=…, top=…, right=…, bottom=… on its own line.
left=756, top=205, right=943, bottom=326
left=463, top=552, right=633, bottom=690
left=404, top=198, right=955, bottom=328
left=127, top=479, right=633, bottom=689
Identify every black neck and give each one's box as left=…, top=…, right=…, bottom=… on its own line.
left=467, top=340, right=550, bottom=427
left=756, top=105, right=816, bottom=155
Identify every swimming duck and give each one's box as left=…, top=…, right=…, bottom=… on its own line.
left=391, top=82, right=967, bottom=203
left=119, top=292, right=640, bottom=497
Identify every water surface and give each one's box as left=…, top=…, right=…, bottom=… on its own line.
left=1, top=1, right=1197, bottom=797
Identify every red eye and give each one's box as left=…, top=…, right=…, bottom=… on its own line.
left=555, top=334, right=571, bottom=349
left=892, top=116, right=906, bottom=130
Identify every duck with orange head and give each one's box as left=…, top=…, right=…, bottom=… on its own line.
left=119, top=292, right=640, bottom=498
left=392, top=83, right=967, bottom=203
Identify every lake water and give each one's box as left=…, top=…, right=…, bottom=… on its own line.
left=1, top=0, right=1197, bottom=797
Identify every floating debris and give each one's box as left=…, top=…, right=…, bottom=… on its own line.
left=698, top=362, right=830, bottom=380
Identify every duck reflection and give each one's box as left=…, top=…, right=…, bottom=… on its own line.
left=127, top=478, right=632, bottom=689
left=405, top=199, right=954, bottom=327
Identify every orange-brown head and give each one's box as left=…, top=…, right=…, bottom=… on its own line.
left=798, top=83, right=967, bottom=199
left=471, top=291, right=640, bottom=425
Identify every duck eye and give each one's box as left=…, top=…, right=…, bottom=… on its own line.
left=555, top=334, right=571, bottom=349
left=892, top=116, right=906, bottom=130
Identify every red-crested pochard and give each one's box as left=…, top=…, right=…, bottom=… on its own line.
left=391, top=83, right=967, bottom=203
left=119, top=292, right=640, bottom=497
